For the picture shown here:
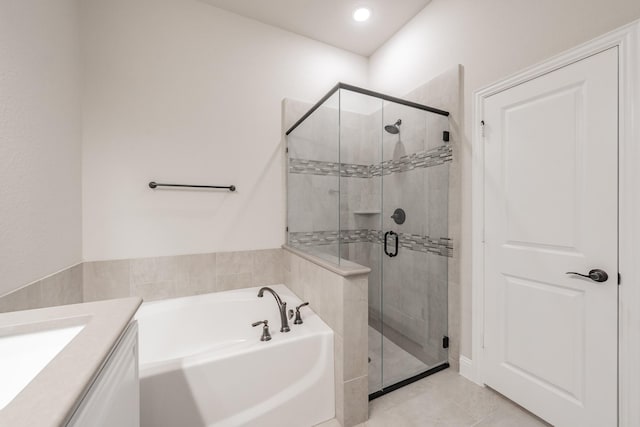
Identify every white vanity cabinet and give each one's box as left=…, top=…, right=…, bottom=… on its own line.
left=67, top=322, right=139, bottom=427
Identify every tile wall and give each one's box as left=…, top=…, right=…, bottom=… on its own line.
left=84, top=249, right=282, bottom=302
left=284, top=247, right=369, bottom=427
left=407, top=66, right=463, bottom=371
left=0, top=264, right=83, bottom=313
left=0, top=249, right=283, bottom=312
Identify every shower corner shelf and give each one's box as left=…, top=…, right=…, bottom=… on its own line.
left=353, top=210, right=381, bottom=215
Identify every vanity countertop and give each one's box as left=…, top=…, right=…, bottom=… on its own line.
left=0, top=297, right=142, bottom=427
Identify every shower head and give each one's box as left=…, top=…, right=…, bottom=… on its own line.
left=384, top=119, right=402, bottom=134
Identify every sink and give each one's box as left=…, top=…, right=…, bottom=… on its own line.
left=0, top=322, right=86, bottom=410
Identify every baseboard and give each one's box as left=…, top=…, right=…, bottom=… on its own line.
left=459, top=356, right=474, bottom=381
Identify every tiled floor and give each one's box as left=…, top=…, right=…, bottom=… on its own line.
left=368, top=326, right=429, bottom=393
left=356, top=369, right=551, bottom=427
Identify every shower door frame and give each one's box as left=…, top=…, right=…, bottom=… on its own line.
left=285, top=83, right=449, bottom=137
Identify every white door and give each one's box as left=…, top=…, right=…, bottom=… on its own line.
left=483, top=47, right=618, bottom=427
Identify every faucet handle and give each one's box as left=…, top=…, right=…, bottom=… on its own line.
left=288, top=303, right=308, bottom=320
left=294, top=302, right=310, bottom=325
left=251, top=320, right=272, bottom=341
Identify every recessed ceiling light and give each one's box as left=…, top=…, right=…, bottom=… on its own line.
left=352, top=7, right=371, bottom=22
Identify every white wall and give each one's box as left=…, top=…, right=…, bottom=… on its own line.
left=0, top=0, right=83, bottom=296
left=81, top=0, right=368, bottom=261
left=368, top=0, right=640, bottom=358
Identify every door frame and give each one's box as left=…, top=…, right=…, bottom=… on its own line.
left=470, top=20, right=640, bottom=426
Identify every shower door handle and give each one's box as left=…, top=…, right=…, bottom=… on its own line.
left=384, top=231, right=391, bottom=257
left=384, top=231, right=399, bottom=258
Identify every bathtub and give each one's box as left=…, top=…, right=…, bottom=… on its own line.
left=135, top=284, right=335, bottom=427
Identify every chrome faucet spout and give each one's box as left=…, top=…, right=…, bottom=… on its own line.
left=257, top=287, right=291, bottom=333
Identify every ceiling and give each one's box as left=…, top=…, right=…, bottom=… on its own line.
left=199, top=0, right=432, bottom=57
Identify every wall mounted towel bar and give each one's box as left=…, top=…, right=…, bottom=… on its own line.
left=148, top=182, right=236, bottom=192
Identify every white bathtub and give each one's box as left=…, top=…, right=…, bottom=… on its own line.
left=135, top=284, right=335, bottom=427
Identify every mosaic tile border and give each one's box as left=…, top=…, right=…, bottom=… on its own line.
left=288, top=229, right=453, bottom=258
left=288, top=159, right=370, bottom=178
left=371, top=144, right=452, bottom=177
left=289, top=144, right=452, bottom=178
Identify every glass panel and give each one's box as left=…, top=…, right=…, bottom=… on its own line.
left=337, top=89, right=384, bottom=394
left=380, top=102, right=450, bottom=389
left=287, top=92, right=340, bottom=264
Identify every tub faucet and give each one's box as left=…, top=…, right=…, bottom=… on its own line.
left=257, top=287, right=290, bottom=333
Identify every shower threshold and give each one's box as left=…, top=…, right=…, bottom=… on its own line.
left=368, top=363, right=450, bottom=401
left=367, top=324, right=450, bottom=400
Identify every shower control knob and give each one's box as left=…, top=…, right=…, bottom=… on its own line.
left=391, top=208, right=406, bottom=225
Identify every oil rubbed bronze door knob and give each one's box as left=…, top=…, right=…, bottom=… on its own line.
left=566, top=269, right=609, bottom=283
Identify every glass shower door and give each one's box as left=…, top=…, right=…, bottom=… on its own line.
left=332, top=86, right=450, bottom=396
left=377, top=102, right=450, bottom=391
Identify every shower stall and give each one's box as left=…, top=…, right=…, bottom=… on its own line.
left=286, top=83, right=451, bottom=397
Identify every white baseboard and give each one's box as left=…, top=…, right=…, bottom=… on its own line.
left=459, top=356, right=474, bottom=381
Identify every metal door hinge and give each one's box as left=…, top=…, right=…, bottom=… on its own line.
left=286, top=226, right=289, bottom=232
left=443, top=131, right=450, bottom=142
left=443, top=336, right=449, bottom=349
left=286, top=147, right=289, bottom=153
left=618, top=273, right=621, bottom=285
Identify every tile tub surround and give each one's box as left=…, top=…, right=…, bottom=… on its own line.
left=0, top=264, right=83, bottom=313
left=283, top=246, right=369, bottom=427
left=0, top=249, right=284, bottom=312
left=84, top=248, right=283, bottom=302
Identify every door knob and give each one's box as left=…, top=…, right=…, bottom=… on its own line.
left=566, top=269, right=609, bottom=283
